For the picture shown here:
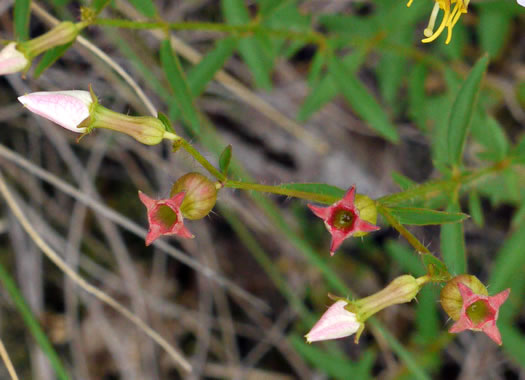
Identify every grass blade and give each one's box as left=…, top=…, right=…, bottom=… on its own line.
left=14, top=0, right=31, bottom=41
left=329, top=57, right=399, bottom=143
left=0, top=262, right=71, bottom=380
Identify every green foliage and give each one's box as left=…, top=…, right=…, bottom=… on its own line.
left=445, top=55, right=489, bottom=166
left=127, top=0, right=156, bottom=18
left=440, top=201, right=466, bottom=275
left=329, top=57, right=399, bottom=143
left=219, top=144, right=232, bottom=175
left=33, top=42, right=73, bottom=78
left=0, top=262, right=70, bottom=380
left=14, top=0, right=31, bottom=41
left=388, top=207, right=468, bottom=226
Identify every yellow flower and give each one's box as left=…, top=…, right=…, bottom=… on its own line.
left=407, top=0, right=470, bottom=44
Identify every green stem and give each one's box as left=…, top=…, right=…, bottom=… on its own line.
left=93, top=19, right=327, bottom=48
left=224, top=180, right=336, bottom=204
left=179, top=139, right=226, bottom=182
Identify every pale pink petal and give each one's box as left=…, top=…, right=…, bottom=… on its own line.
left=0, top=43, right=29, bottom=75
left=306, top=300, right=361, bottom=342
left=18, top=90, right=92, bottom=132
left=518, top=0, right=525, bottom=7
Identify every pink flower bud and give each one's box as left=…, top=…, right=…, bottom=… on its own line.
left=0, top=43, right=29, bottom=75
left=18, top=90, right=92, bottom=132
left=305, top=300, right=363, bottom=343
left=308, top=185, right=379, bottom=256
left=170, top=173, right=217, bottom=220
left=139, top=191, right=194, bottom=246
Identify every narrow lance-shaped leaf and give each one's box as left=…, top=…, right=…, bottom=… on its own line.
left=33, top=42, right=73, bottom=79
left=222, top=0, right=273, bottom=89
left=329, top=57, right=399, bottom=143
left=440, top=201, right=466, bottom=275
left=127, top=0, right=156, bottom=18
left=14, top=0, right=31, bottom=41
left=388, top=207, right=469, bottom=225
left=446, top=54, right=489, bottom=165
left=219, top=144, right=232, bottom=175
left=187, top=37, right=237, bottom=97
left=159, top=39, right=201, bottom=134
left=280, top=183, right=344, bottom=201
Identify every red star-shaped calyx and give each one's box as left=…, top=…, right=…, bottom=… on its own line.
left=139, top=191, right=194, bottom=246
left=308, top=185, right=380, bottom=256
left=449, top=282, right=510, bottom=345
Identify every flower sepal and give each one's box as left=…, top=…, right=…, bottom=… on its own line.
left=440, top=275, right=511, bottom=345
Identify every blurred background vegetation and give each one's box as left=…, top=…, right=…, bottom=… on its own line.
left=0, top=0, right=524, bottom=379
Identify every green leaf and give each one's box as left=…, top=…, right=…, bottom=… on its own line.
left=222, top=0, right=272, bottom=89
left=329, top=57, right=399, bottom=143
left=290, top=334, right=375, bottom=380
left=127, top=0, right=156, bottom=18
left=385, top=240, right=424, bottom=275
left=471, top=112, right=509, bottom=162
left=500, top=325, right=525, bottom=365
left=14, top=0, right=31, bottom=41
left=478, top=2, right=512, bottom=58
left=187, top=37, right=237, bottom=97
left=219, top=144, right=232, bottom=175
left=408, top=63, right=428, bottom=131
left=388, top=207, right=468, bottom=226
left=33, top=42, right=73, bottom=78
left=446, top=54, right=489, bottom=165
left=468, top=191, right=484, bottom=227
left=440, top=201, right=466, bottom=275
left=92, top=0, right=111, bottom=13
left=157, top=112, right=173, bottom=132
left=421, top=253, right=452, bottom=282
left=159, top=39, right=201, bottom=133
left=414, top=286, right=440, bottom=343
left=391, top=172, right=416, bottom=191
left=279, top=183, right=345, bottom=200
left=0, top=262, right=71, bottom=380
left=489, top=222, right=525, bottom=292
left=298, top=50, right=367, bottom=121
left=307, top=50, right=325, bottom=87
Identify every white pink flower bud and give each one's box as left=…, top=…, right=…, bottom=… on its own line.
left=0, top=43, right=30, bottom=75
left=305, top=300, right=362, bottom=343
left=18, top=90, right=92, bottom=132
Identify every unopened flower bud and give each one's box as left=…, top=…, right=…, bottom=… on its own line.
left=0, top=43, right=30, bottom=75
left=355, top=275, right=424, bottom=322
left=90, top=104, right=169, bottom=145
left=305, top=300, right=363, bottom=343
left=353, top=193, right=378, bottom=237
left=170, top=173, right=217, bottom=220
left=18, top=21, right=86, bottom=61
left=18, top=90, right=93, bottom=132
left=18, top=88, right=180, bottom=144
